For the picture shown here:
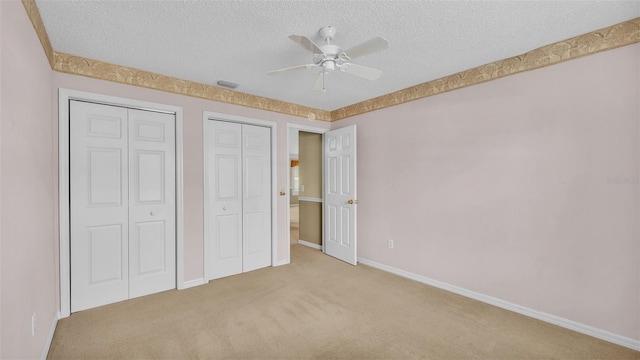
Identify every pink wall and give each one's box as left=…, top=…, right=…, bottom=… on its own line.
left=3, top=1, right=638, bottom=355
left=1, top=1, right=58, bottom=358
left=51, top=72, right=330, bottom=282
left=335, top=43, right=640, bottom=341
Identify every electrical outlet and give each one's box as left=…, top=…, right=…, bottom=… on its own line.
left=31, top=313, right=36, bottom=336
left=387, top=239, right=394, bottom=249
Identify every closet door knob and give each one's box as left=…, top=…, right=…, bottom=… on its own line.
left=150, top=210, right=156, bottom=216
left=223, top=206, right=228, bottom=211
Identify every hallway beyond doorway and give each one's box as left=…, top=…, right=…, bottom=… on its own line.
left=290, top=205, right=299, bottom=245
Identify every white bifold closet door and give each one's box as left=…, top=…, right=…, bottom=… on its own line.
left=70, top=100, right=176, bottom=312
left=206, top=120, right=271, bottom=280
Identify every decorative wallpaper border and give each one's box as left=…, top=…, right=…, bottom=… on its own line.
left=51, top=51, right=332, bottom=121
left=330, top=17, right=640, bottom=121
left=21, top=0, right=640, bottom=122
left=22, top=0, right=54, bottom=67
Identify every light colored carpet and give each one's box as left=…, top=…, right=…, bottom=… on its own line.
left=48, top=245, right=639, bottom=359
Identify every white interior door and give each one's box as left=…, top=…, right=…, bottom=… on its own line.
left=242, top=124, right=271, bottom=272
left=206, top=120, right=272, bottom=280
left=70, top=101, right=176, bottom=312
left=128, top=109, right=176, bottom=298
left=70, top=101, right=130, bottom=312
left=324, top=125, right=357, bottom=265
left=207, top=121, right=243, bottom=279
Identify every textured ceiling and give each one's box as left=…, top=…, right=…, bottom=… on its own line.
left=36, top=1, right=640, bottom=111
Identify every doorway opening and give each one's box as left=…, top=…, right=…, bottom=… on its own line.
left=289, top=152, right=300, bottom=246
left=287, top=124, right=327, bottom=263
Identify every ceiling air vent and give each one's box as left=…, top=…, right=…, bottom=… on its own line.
left=216, top=80, right=239, bottom=89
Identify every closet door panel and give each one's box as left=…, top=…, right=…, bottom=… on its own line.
left=242, top=124, right=272, bottom=272
left=70, top=101, right=129, bottom=312
left=128, top=109, right=176, bottom=298
left=207, top=121, right=243, bottom=279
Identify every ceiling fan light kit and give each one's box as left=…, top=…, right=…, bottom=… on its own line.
left=268, top=26, right=389, bottom=92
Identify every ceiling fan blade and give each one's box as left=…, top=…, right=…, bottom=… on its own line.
left=289, top=35, right=324, bottom=55
left=267, top=63, right=316, bottom=75
left=341, top=63, right=383, bottom=80
left=313, top=71, right=326, bottom=92
left=342, top=37, right=389, bottom=59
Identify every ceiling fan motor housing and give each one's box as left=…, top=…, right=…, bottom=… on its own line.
left=317, top=44, right=342, bottom=71
left=319, top=44, right=341, bottom=56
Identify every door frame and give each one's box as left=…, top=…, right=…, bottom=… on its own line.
left=203, top=112, right=278, bottom=280
left=286, top=123, right=328, bottom=264
left=58, top=88, right=185, bottom=318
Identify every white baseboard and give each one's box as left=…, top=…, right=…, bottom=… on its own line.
left=357, top=257, right=640, bottom=351
left=41, top=311, right=60, bottom=360
left=298, top=239, right=322, bottom=250
left=182, top=278, right=205, bottom=289
left=273, top=259, right=290, bottom=267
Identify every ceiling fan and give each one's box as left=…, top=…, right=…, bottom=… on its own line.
left=267, top=26, right=389, bottom=92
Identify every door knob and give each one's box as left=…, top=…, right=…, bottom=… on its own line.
left=149, top=210, right=156, bottom=216
left=348, top=199, right=358, bottom=205
left=223, top=206, right=228, bottom=211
